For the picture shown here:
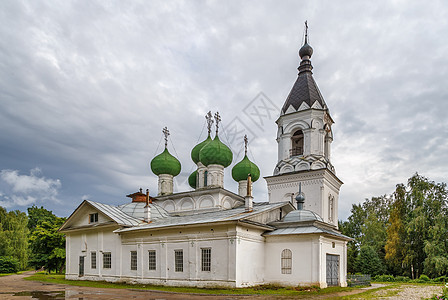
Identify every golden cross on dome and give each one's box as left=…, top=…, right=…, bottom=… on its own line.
left=214, top=112, right=221, bottom=135
left=162, top=127, right=170, bottom=148
left=205, top=111, right=214, bottom=135
left=244, top=134, right=248, bottom=156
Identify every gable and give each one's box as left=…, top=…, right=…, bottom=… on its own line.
left=59, top=201, right=117, bottom=232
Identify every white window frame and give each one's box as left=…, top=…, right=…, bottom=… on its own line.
left=201, top=248, right=211, bottom=272
left=174, top=249, right=183, bottom=272
left=281, top=249, right=292, bottom=274
left=148, top=250, right=156, bottom=271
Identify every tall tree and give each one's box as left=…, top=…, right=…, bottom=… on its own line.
left=0, top=207, right=29, bottom=270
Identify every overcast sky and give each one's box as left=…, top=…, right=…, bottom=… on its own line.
left=1, top=0, right=447, bottom=220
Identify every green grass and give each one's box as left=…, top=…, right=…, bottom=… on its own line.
left=24, top=272, right=358, bottom=296
left=0, top=269, right=32, bottom=277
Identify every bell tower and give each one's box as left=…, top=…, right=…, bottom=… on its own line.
left=265, top=22, right=342, bottom=227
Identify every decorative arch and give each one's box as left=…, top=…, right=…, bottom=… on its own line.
left=222, top=196, right=233, bottom=209
left=198, top=195, right=214, bottom=209
left=162, top=200, right=175, bottom=212
left=311, top=118, right=323, bottom=129
left=283, top=120, right=310, bottom=135
left=279, top=164, right=294, bottom=174
left=179, top=197, right=194, bottom=211
left=295, top=161, right=310, bottom=171
left=281, top=249, right=292, bottom=274
left=310, top=161, right=326, bottom=170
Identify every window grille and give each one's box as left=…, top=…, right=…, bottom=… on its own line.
left=174, top=250, right=183, bottom=272
left=103, top=252, right=111, bottom=269
left=201, top=248, right=211, bottom=272
left=91, top=251, right=96, bottom=269
left=89, top=213, right=98, bottom=223
left=130, top=251, right=137, bottom=270
left=148, top=250, right=156, bottom=270
left=281, top=249, right=292, bottom=274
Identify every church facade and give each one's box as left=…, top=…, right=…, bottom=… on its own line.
left=59, top=29, right=350, bottom=288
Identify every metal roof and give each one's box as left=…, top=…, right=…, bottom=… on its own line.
left=87, top=200, right=142, bottom=227
left=115, top=201, right=288, bottom=233
left=117, top=202, right=169, bottom=220
left=264, top=225, right=351, bottom=240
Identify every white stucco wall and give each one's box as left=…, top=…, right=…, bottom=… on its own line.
left=264, top=234, right=320, bottom=286
left=235, top=226, right=265, bottom=287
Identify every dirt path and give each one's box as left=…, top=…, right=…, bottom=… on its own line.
left=0, top=272, right=443, bottom=299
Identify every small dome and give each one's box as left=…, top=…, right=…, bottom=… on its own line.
left=231, top=155, right=260, bottom=182
left=295, top=193, right=305, bottom=203
left=188, top=170, right=197, bottom=189
left=150, top=148, right=181, bottom=176
left=283, top=210, right=323, bottom=222
left=199, top=136, right=233, bottom=167
left=299, top=43, right=313, bottom=59
left=191, top=135, right=212, bottom=164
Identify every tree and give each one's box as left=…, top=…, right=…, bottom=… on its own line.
left=29, top=218, right=66, bottom=273
left=0, top=207, right=29, bottom=270
left=355, top=245, right=386, bottom=276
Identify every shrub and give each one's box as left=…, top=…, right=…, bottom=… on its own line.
left=419, top=274, right=430, bottom=282
left=0, top=256, right=19, bottom=273
left=432, top=276, right=447, bottom=283
left=373, top=274, right=395, bottom=282
left=395, top=276, right=411, bottom=282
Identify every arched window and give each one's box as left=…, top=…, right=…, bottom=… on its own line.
left=281, top=249, right=292, bottom=274
left=290, top=130, right=304, bottom=157
left=204, top=171, right=208, bottom=187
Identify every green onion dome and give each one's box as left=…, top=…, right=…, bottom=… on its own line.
left=231, top=155, right=260, bottom=182
left=199, top=135, right=233, bottom=167
left=191, top=135, right=212, bottom=164
left=150, top=148, right=181, bottom=176
left=188, top=170, right=197, bottom=189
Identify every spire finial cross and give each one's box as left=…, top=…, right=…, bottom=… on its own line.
left=162, top=127, right=170, bottom=148
left=205, top=111, right=214, bottom=136
left=214, top=112, right=221, bottom=135
left=244, top=134, right=248, bottom=156
left=304, top=20, right=309, bottom=44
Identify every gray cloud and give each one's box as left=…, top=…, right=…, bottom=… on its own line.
left=0, top=0, right=447, bottom=219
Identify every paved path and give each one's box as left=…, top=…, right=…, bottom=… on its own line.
left=0, top=272, right=443, bottom=299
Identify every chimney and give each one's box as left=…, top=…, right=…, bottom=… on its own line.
left=245, top=174, right=253, bottom=212
left=144, top=189, right=151, bottom=223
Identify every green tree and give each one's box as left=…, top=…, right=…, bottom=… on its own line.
left=355, top=245, right=386, bottom=276
left=29, top=218, right=66, bottom=273
left=27, top=205, right=56, bottom=233
left=0, top=207, right=29, bottom=270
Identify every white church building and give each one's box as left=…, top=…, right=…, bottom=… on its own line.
left=59, top=28, right=351, bottom=288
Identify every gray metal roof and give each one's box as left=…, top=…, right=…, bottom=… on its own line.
left=115, top=202, right=288, bottom=233
left=87, top=200, right=142, bottom=227
left=263, top=225, right=351, bottom=240
left=117, top=202, right=169, bottom=220
left=283, top=209, right=323, bottom=222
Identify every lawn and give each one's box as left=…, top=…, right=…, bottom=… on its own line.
left=24, top=272, right=360, bottom=296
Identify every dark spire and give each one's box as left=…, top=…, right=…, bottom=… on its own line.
left=280, top=21, right=327, bottom=115
left=295, top=182, right=305, bottom=210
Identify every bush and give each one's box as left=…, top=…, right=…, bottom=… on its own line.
left=373, top=274, right=395, bottom=282
left=0, top=256, right=20, bottom=273
left=395, top=276, right=411, bottom=282
left=432, top=276, right=447, bottom=283
left=419, top=274, right=430, bottom=282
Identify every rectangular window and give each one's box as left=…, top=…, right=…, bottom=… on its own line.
left=174, top=250, right=183, bottom=272
left=130, top=251, right=137, bottom=271
left=201, top=248, right=211, bottom=272
left=89, top=213, right=98, bottom=223
left=148, top=250, right=156, bottom=271
left=91, top=251, right=96, bottom=269
left=103, top=252, right=111, bottom=269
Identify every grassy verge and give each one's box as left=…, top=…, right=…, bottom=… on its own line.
left=0, top=270, right=33, bottom=277
left=25, top=272, right=359, bottom=296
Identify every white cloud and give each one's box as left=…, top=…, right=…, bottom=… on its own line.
left=0, top=168, right=61, bottom=208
